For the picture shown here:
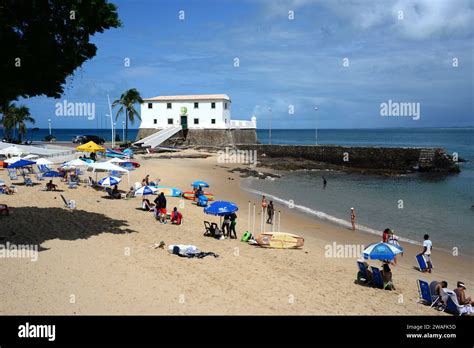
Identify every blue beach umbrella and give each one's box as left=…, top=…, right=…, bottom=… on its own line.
left=204, top=201, right=238, bottom=216
left=42, top=171, right=62, bottom=177
left=363, top=242, right=403, bottom=261
left=7, top=159, right=36, bottom=168
left=98, top=176, right=121, bottom=187
left=192, top=180, right=209, bottom=188
left=134, top=185, right=158, bottom=196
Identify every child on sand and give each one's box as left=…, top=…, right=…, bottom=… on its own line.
left=418, top=234, right=433, bottom=273
left=350, top=208, right=356, bottom=231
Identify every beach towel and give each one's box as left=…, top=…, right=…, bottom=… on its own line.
left=168, top=244, right=219, bottom=259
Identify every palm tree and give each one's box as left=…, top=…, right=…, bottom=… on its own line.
left=14, top=106, right=35, bottom=143
left=0, top=102, right=17, bottom=139
left=112, top=88, right=143, bottom=142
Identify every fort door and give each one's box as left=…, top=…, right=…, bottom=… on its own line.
left=180, top=115, right=188, bottom=130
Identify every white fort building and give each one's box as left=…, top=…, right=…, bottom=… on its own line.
left=135, top=94, right=257, bottom=147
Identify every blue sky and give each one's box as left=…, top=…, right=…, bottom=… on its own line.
left=18, top=0, right=474, bottom=129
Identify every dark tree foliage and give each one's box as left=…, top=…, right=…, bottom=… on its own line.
left=0, top=0, right=121, bottom=105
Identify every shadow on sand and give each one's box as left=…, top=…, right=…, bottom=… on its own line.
left=0, top=206, right=136, bottom=251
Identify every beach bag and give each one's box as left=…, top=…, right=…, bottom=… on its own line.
left=241, top=231, right=252, bottom=242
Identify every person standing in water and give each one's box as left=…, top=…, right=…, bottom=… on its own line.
left=323, top=177, right=327, bottom=188
left=350, top=208, right=356, bottom=231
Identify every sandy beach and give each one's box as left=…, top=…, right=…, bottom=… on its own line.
left=0, top=149, right=472, bottom=315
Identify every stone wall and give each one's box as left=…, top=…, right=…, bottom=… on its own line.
left=235, top=144, right=458, bottom=173
left=136, top=128, right=257, bottom=146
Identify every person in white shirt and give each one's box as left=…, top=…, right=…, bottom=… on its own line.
left=418, top=234, right=433, bottom=273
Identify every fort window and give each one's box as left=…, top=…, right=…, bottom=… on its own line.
left=211, top=119, right=216, bottom=124
left=211, top=102, right=216, bottom=109
left=148, top=103, right=153, bottom=109
left=194, top=118, right=199, bottom=125
left=224, top=102, right=228, bottom=110
left=153, top=119, right=157, bottom=124
left=194, top=102, right=199, bottom=109
left=168, top=118, right=173, bottom=125
left=167, top=103, right=172, bottom=109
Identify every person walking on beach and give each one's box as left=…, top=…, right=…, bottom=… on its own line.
left=350, top=208, right=356, bottom=231
left=222, top=214, right=231, bottom=238
left=261, top=195, right=267, bottom=210
left=266, top=201, right=274, bottom=224
left=154, top=192, right=167, bottom=223
left=418, top=234, right=433, bottom=273
left=229, top=212, right=237, bottom=239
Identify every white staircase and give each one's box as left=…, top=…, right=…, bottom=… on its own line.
left=134, top=126, right=182, bottom=149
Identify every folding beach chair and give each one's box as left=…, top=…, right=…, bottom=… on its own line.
left=8, top=169, right=18, bottom=180
left=60, top=195, right=76, bottom=209
left=370, top=266, right=385, bottom=289
left=416, top=279, right=441, bottom=307
left=356, top=261, right=371, bottom=284
left=36, top=173, right=44, bottom=181
left=24, top=177, right=33, bottom=187
left=416, top=254, right=433, bottom=272
left=68, top=181, right=78, bottom=189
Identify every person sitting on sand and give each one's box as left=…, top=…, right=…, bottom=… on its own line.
left=46, top=180, right=58, bottom=191
left=142, top=174, right=150, bottom=186
left=454, top=281, right=473, bottom=305
left=0, top=184, right=14, bottom=195
left=125, top=187, right=135, bottom=199
left=195, top=186, right=204, bottom=200
left=142, top=198, right=155, bottom=211
left=171, top=207, right=183, bottom=225
left=111, top=185, right=121, bottom=199
left=434, top=281, right=448, bottom=299
left=381, top=263, right=395, bottom=290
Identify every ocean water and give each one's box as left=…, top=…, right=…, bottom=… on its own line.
left=246, top=128, right=474, bottom=255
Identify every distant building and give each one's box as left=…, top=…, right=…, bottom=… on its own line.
left=136, top=94, right=257, bottom=146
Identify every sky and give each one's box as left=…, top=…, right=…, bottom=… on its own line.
left=17, top=0, right=474, bottom=129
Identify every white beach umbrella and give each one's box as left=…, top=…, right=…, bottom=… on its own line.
left=23, top=154, right=39, bottom=160
left=35, top=158, right=53, bottom=165
left=4, top=156, right=22, bottom=164
left=134, top=185, right=158, bottom=196
left=62, top=158, right=92, bottom=167
left=107, top=157, right=126, bottom=163
left=0, top=146, right=25, bottom=156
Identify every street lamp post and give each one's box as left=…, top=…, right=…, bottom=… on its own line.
left=106, top=94, right=115, bottom=148
left=48, top=119, right=52, bottom=136
left=314, top=107, right=318, bottom=145
left=269, top=108, right=272, bottom=145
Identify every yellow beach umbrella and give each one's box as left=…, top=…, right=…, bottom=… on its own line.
left=76, top=141, right=105, bottom=153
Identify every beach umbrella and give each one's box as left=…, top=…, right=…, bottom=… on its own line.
left=107, top=157, right=126, bottom=164
left=191, top=180, right=209, bottom=188
left=0, top=146, right=25, bottom=156
left=35, top=158, right=53, bottom=165
left=204, top=201, right=238, bottom=216
left=61, top=158, right=91, bottom=168
left=76, top=141, right=105, bottom=153
left=23, top=154, right=39, bottom=160
left=362, top=242, right=404, bottom=261
left=98, top=176, right=121, bottom=187
left=7, top=159, right=36, bottom=168
left=4, top=156, right=22, bottom=164
left=42, top=171, right=62, bottom=177
left=134, top=185, right=158, bottom=196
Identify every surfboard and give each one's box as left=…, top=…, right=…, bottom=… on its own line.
left=255, top=232, right=304, bottom=249
left=182, top=191, right=215, bottom=201
left=156, top=186, right=182, bottom=197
